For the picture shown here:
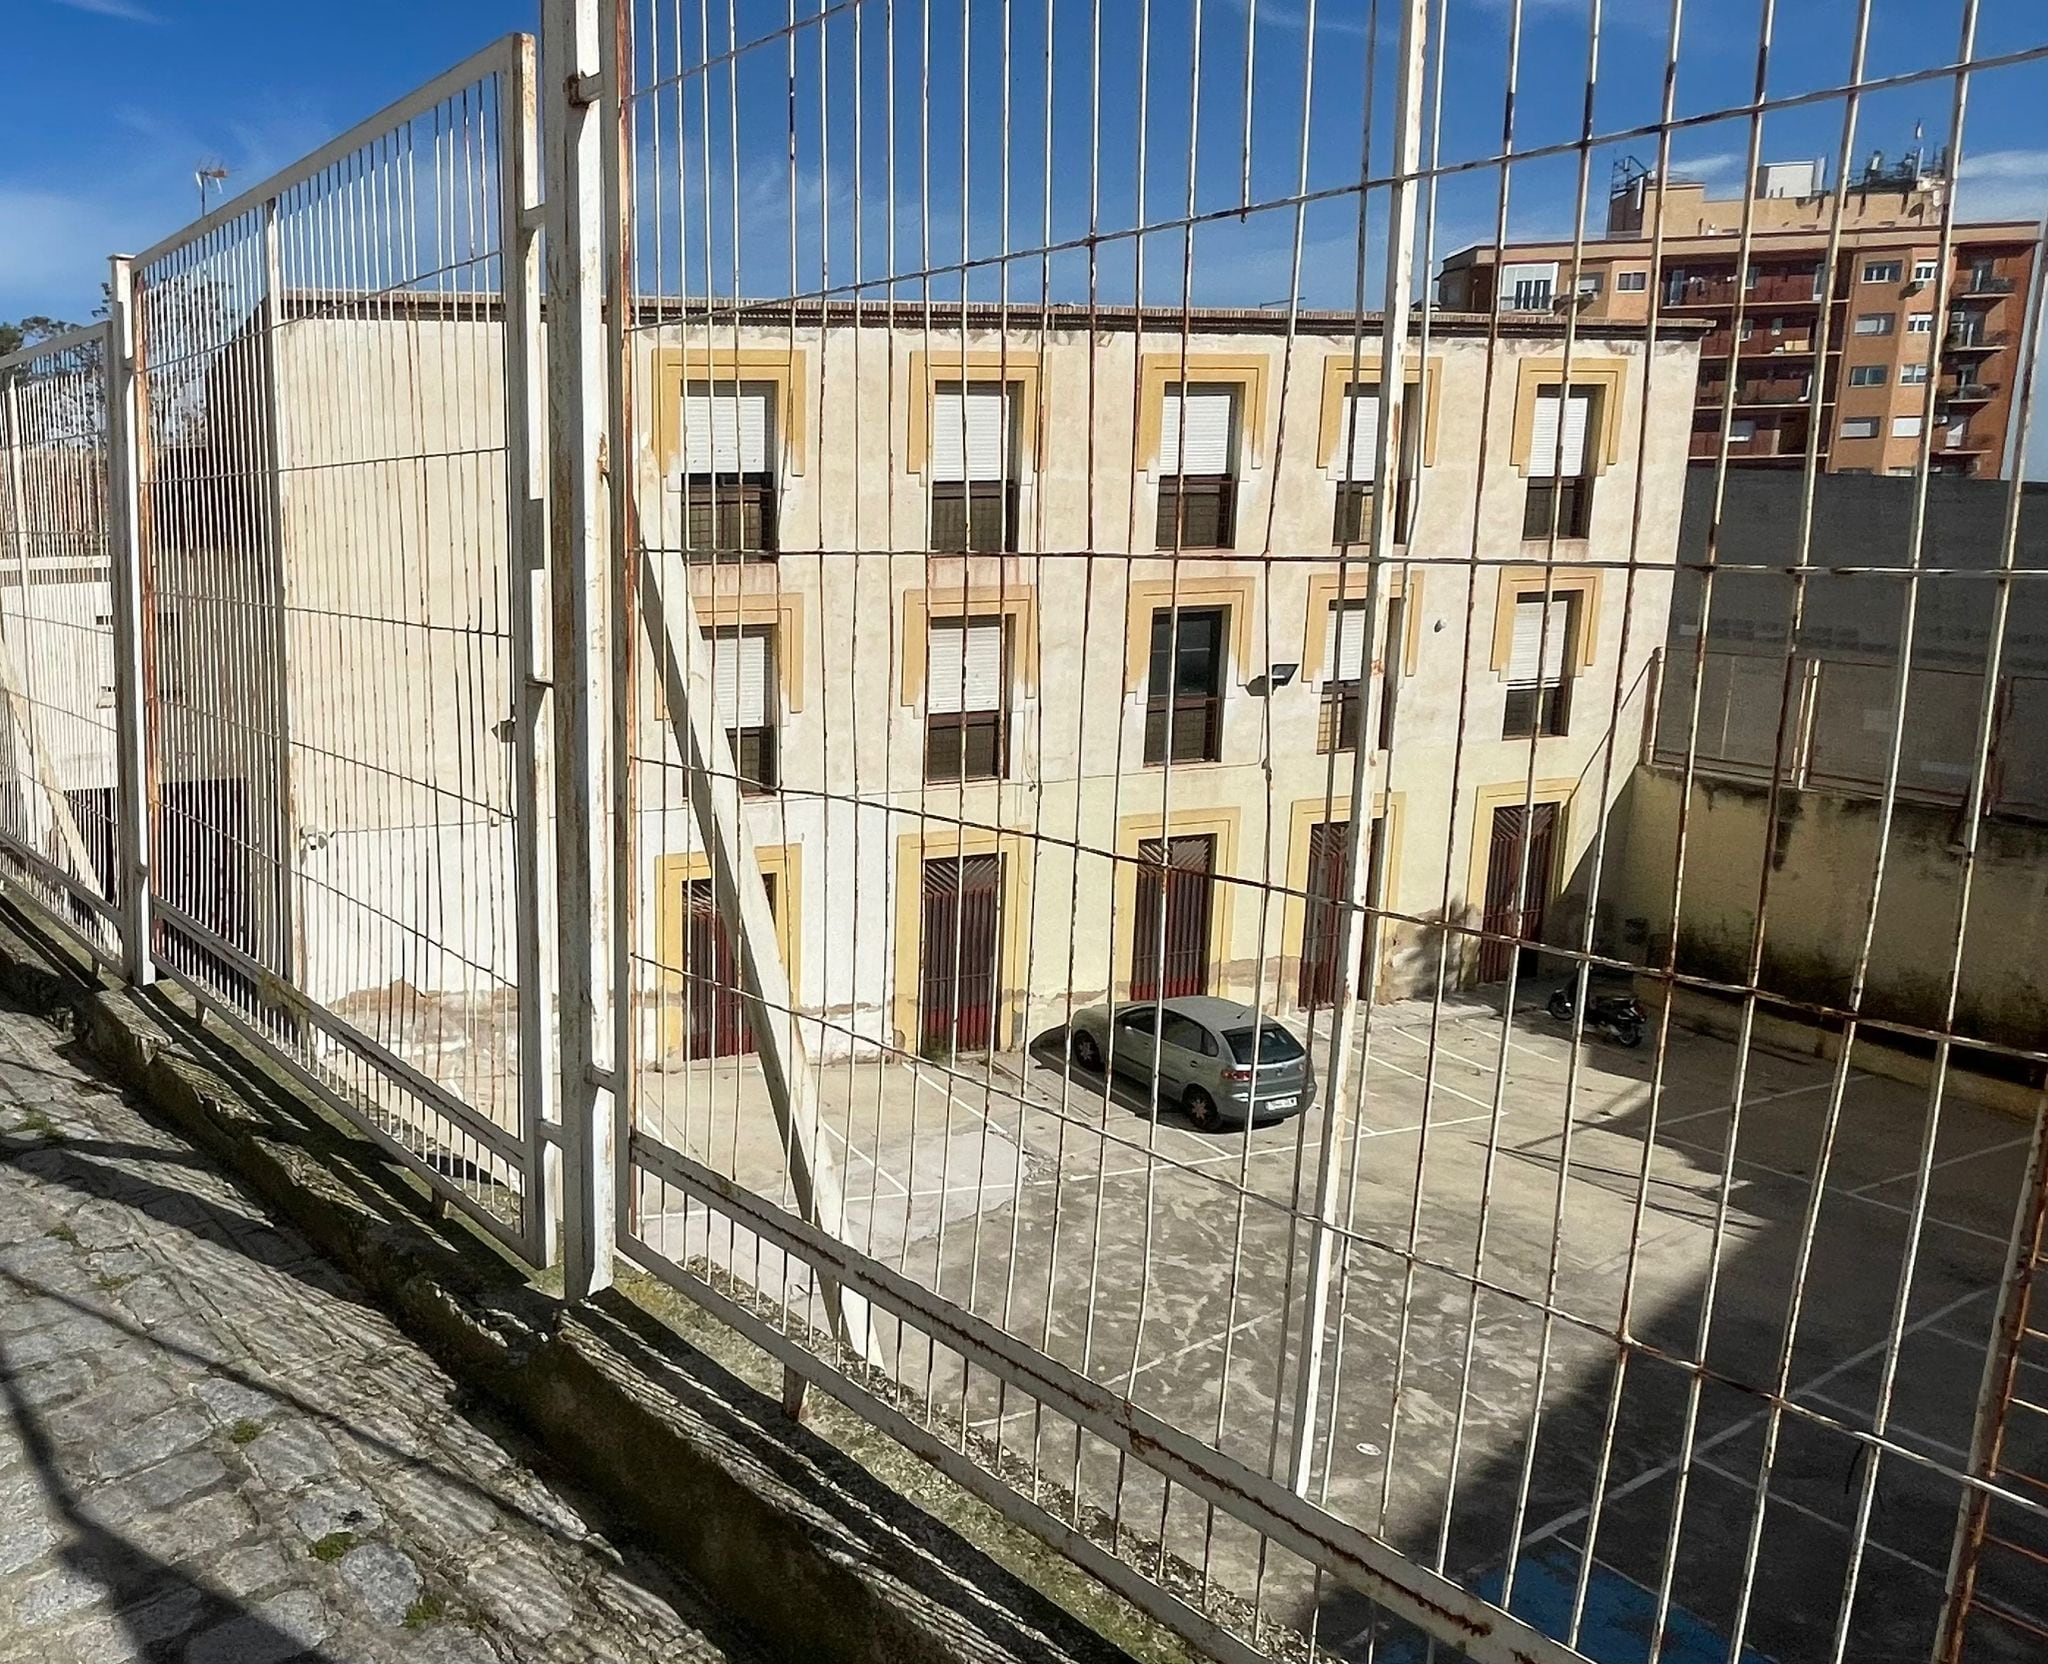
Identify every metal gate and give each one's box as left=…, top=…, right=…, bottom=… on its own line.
left=1479, top=802, right=1556, bottom=984
left=1132, top=834, right=1217, bottom=1002
left=919, top=853, right=1003, bottom=1054
left=122, top=36, right=553, bottom=1263
left=0, top=324, right=138, bottom=975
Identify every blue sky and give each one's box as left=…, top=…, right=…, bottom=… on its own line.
left=7, top=0, right=2045, bottom=463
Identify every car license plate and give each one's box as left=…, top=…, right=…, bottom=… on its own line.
left=1266, top=1095, right=1297, bottom=1113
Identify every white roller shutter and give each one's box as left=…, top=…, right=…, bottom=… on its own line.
left=931, top=384, right=1012, bottom=482
left=712, top=631, right=770, bottom=729
left=682, top=382, right=773, bottom=473
left=1335, top=388, right=1381, bottom=479
left=1324, top=603, right=1369, bottom=683
left=928, top=618, right=1004, bottom=715
left=1508, top=595, right=1570, bottom=683
left=1529, top=388, right=1592, bottom=477
left=1158, top=385, right=1236, bottom=475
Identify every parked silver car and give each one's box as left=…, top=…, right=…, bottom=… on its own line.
left=1066, top=996, right=1316, bottom=1130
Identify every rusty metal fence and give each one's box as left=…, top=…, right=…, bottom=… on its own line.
left=6, top=5, right=2048, bottom=1663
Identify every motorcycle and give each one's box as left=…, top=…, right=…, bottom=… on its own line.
left=1546, top=981, right=1645, bottom=1048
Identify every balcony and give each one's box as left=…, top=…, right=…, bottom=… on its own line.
left=1946, top=330, right=2009, bottom=353
left=1663, top=276, right=1823, bottom=309
left=1934, top=430, right=1995, bottom=455
left=1699, top=332, right=1818, bottom=359
left=1960, top=274, right=2017, bottom=297
left=1942, top=380, right=1998, bottom=406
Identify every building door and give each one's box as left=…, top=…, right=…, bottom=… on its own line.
left=680, top=874, right=775, bottom=1059
left=1299, top=818, right=1385, bottom=1011
left=1131, top=834, right=1215, bottom=1001
left=1479, top=802, right=1557, bottom=983
left=920, top=853, right=1003, bottom=1053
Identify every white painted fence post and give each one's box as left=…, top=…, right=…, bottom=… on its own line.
left=105, top=258, right=156, bottom=989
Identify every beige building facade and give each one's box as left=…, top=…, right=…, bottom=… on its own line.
left=127, top=301, right=1701, bottom=1067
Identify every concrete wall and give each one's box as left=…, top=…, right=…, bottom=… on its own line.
left=1601, top=764, right=2048, bottom=1055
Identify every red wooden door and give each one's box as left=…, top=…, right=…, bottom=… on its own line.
left=1299, top=818, right=1386, bottom=1011
left=1479, top=803, right=1556, bottom=983
left=920, top=853, right=1003, bottom=1053
left=681, top=874, right=775, bottom=1058
left=1131, top=834, right=1215, bottom=1001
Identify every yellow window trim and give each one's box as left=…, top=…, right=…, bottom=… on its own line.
left=890, top=826, right=1035, bottom=1053
left=1489, top=566, right=1600, bottom=677
left=1508, top=356, right=1629, bottom=475
left=1114, top=808, right=1241, bottom=1001
left=683, top=573, right=808, bottom=713
left=1281, top=793, right=1404, bottom=998
left=905, top=349, right=1047, bottom=476
left=897, top=583, right=1039, bottom=708
left=1314, top=356, right=1445, bottom=469
left=1121, top=572, right=1263, bottom=694
left=650, top=345, right=810, bottom=477
left=652, top=843, right=805, bottom=1055
left=1300, top=568, right=1422, bottom=683
left=1137, top=354, right=1270, bottom=470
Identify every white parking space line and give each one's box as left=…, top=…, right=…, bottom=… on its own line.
left=1845, top=1131, right=2035, bottom=1197
left=1690, top=1456, right=1953, bottom=1583
left=1515, top=1283, right=1993, bottom=1556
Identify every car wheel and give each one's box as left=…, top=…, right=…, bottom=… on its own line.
left=1184, top=1087, right=1220, bottom=1131
left=1071, top=1028, right=1102, bottom=1072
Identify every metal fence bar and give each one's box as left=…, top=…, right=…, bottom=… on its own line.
left=104, top=260, right=155, bottom=988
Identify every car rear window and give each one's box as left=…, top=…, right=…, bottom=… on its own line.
left=1224, top=1024, right=1305, bottom=1066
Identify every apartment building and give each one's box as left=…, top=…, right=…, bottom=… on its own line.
left=1436, top=154, right=2036, bottom=478
left=103, top=299, right=1700, bottom=1067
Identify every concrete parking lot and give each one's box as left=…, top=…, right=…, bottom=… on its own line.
left=633, top=996, right=2041, bottom=1662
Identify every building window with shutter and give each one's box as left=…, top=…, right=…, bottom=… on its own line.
left=1523, top=385, right=1594, bottom=540
left=1320, top=601, right=1369, bottom=753
left=1144, top=607, right=1226, bottom=765
left=929, top=382, right=1017, bottom=552
left=1155, top=384, right=1239, bottom=550
left=711, top=628, right=778, bottom=792
left=1502, top=593, right=1575, bottom=739
left=680, top=381, right=778, bottom=558
left=925, top=616, right=1008, bottom=782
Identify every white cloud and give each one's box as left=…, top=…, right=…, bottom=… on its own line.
left=1214, top=0, right=1374, bottom=40
left=47, top=0, right=160, bottom=22
left=1954, top=149, right=2048, bottom=225
left=1669, top=152, right=1743, bottom=182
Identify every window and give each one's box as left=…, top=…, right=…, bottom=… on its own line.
left=1893, top=414, right=1925, bottom=439
left=1145, top=607, right=1226, bottom=765
left=680, top=381, right=778, bottom=558
left=1503, top=593, right=1575, bottom=739
left=929, top=382, right=1017, bottom=552
left=1523, top=386, right=1594, bottom=540
left=711, top=628, right=778, bottom=792
left=1848, top=364, right=1888, bottom=387
left=1912, top=259, right=1938, bottom=284
left=1840, top=416, right=1880, bottom=439
left=1907, top=313, right=1934, bottom=334
left=1729, top=418, right=1758, bottom=442
left=1156, top=384, right=1238, bottom=550
left=1900, top=362, right=1931, bottom=384
left=1333, top=384, right=1380, bottom=543
left=1740, top=317, right=1757, bottom=341
left=1745, top=265, right=1760, bottom=290
left=1862, top=259, right=1902, bottom=284
left=1616, top=270, right=1647, bottom=293
left=1158, top=1011, right=1216, bottom=1057
left=1502, top=261, right=1556, bottom=311
left=925, top=617, right=1007, bottom=782
left=1320, top=601, right=1368, bottom=754
left=1853, top=313, right=1895, bottom=336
